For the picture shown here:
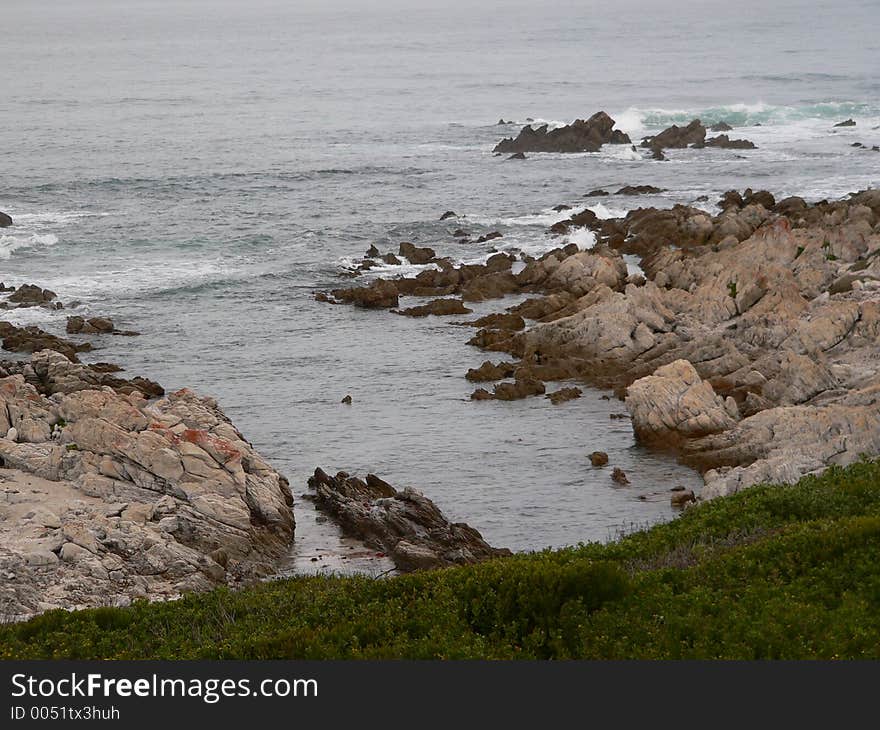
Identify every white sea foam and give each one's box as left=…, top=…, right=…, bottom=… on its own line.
left=0, top=232, right=59, bottom=259
left=567, top=228, right=597, bottom=250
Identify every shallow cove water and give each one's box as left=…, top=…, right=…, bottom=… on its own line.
left=1, top=0, right=878, bottom=572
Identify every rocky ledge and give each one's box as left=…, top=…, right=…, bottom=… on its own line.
left=0, top=350, right=294, bottom=621
left=321, top=189, right=880, bottom=503
left=307, top=468, right=511, bottom=572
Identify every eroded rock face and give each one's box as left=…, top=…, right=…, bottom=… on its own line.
left=0, top=351, right=294, bottom=620
left=494, top=112, right=631, bottom=154
left=307, top=468, right=511, bottom=572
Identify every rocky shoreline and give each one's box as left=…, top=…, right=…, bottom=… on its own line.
left=2, top=178, right=879, bottom=620
left=0, top=334, right=294, bottom=620
left=321, top=188, right=880, bottom=503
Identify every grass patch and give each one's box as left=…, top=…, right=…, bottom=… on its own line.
left=1, top=460, right=879, bottom=659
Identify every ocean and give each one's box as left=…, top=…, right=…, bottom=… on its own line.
left=1, top=0, right=878, bottom=570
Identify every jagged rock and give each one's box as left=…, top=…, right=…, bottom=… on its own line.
left=307, top=468, right=511, bottom=572
left=398, top=242, right=436, bottom=265
left=0, top=322, right=89, bottom=363
left=695, top=134, right=757, bottom=150
left=710, top=121, right=733, bottom=132
left=28, top=350, right=164, bottom=398
left=465, top=360, right=517, bottom=382
left=494, top=112, right=631, bottom=154
left=5, top=285, right=58, bottom=308
left=330, top=279, right=399, bottom=309
left=641, top=119, right=706, bottom=150
left=341, top=394, right=352, bottom=405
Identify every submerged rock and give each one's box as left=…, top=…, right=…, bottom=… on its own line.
left=307, top=468, right=511, bottom=572
left=834, top=119, right=856, bottom=127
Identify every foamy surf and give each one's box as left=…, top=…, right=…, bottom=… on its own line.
left=0, top=232, right=59, bottom=259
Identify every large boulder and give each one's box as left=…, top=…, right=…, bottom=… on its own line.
left=626, top=360, right=738, bottom=447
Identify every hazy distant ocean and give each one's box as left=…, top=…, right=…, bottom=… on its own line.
left=1, top=0, right=878, bottom=570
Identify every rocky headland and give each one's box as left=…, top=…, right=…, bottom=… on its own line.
left=0, top=323, right=294, bottom=619
left=321, top=189, right=880, bottom=503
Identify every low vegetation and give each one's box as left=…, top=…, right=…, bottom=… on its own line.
left=3, top=459, right=879, bottom=659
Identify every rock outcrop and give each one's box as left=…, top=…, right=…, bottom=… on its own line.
left=307, top=468, right=510, bottom=572
left=641, top=119, right=706, bottom=151
left=494, top=112, right=631, bottom=154
left=0, top=350, right=294, bottom=621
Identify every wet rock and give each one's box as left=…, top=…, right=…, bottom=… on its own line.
left=0, top=322, right=89, bottom=363
left=494, top=111, right=631, bottom=154
left=7, top=285, right=58, bottom=308
left=710, top=121, right=733, bottom=132
left=330, top=279, right=399, bottom=309
left=0, top=211, right=12, bottom=227
left=465, top=312, right=525, bottom=331
left=396, top=298, right=472, bottom=317
left=398, top=242, right=436, bottom=265
left=585, top=189, right=610, bottom=197
left=589, top=451, right=609, bottom=466
left=553, top=204, right=572, bottom=212
left=695, top=134, right=757, bottom=150
left=307, top=468, right=511, bottom=572
left=641, top=119, right=706, bottom=150
left=611, top=467, right=630, bottom=485
left=465, top=360, right=517, bottom=382
left=492, top=376, right=545, bottom=401
left=834, top=119, right=856, bottom=127
left=382, top=253, right=402, bottom=265
left=365, top=244, right=380, bottom=257
left=508, top=152, right=527, bottom=160
left=452, top=228, right=468, bottom=237
left=440, top=211, right=458, bottom=220
left=616, top=185, right=664, bottom=195
left=546, top=386, right=582, bottom=404
left=341, top=395, right=352, bottom=405
left=475, top=231, right=503, bottom=244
